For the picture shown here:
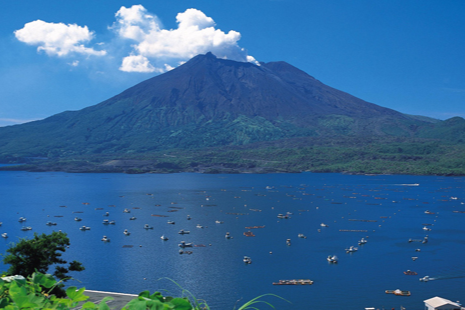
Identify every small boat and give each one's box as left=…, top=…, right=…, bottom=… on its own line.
left=320, top=223, right=328, bottom=227
left=345, top=246, right=358, bottom=253
left=403, top=270, right=417, bottom=275
left=1, top=233, right=8, bottom=238
left=273, top=279, right=313, bottom=285
left=419, top=276, right=430, bottom=282
left=167, top=221, right=175, bottom=225
left=45, top=221, right=57, bottom=226
left=178, top=229, right=190, bottom=234
left=424, top=210, right=435, bottom=214
left=79, top=226, right=91, bottom=231
left=20, top=226, right=32, bottom=231
left=196, top=224, right=203, bottom=228
left=215, top=220, right=224, bottom=224
left=160, top=235, right=168, bottom=241
left=123, top=229, right=130, bottom=235
left=178, top=241, right=193, bottom=248
left=243, top=256, right=252, bottom=264
left=123, top=209, right=131, bottom=213
left=74, top=217, right=82, bottom=222
left=18, top=217, right=26, bottom=223
left=422, top=226, right=431, bottom=231
left=225, top=232, right=232, bottom=239
left=129, top=216, right=137, bottom=220
left=101, top=235, right=110, bottom=242
left=187, top=215, right=191, bottom=220
left=412, top=256, right=418, bottom=261
left=286, top=239, right=291, bottom=246
left=358, top=237, right=368, bottom=245
left=144, top=224, right=153, bottom=229
left=385, top=289, right=411, bottom=296
left=179, top=249, right=193, bottom=255
left=327, top=255, right=338, bottom=263
left=422, top=236, right=429, bottom=243
left=109, top=220, right=116, bottom=225
left=104, top=212, right=110, bottom=216
left=298, top=233, right=307, bottom=239
left=277, top=214, right=289, bottom=219
left=102, top=219, right=110, bottom=225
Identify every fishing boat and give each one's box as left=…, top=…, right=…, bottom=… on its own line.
left=178, top=229, right=190, bottom=234
left=101, top=235, right=110, bottom=242
left=345, top=246, right=358, bottom=253
left=358, top=237, right=368, bottom=245
left=273, top=279, right=313, bottom=285
left=327, top=255, right=338, bottom=263
left=178, top=241, right=193, bottom=248
left=385, top=289, right=411, bottom=296
left=243, top=256, right=252, bottom=264
left=144, top=224, right=153, bottom=229
left=160, top=235, right=168, bottom=241
left=123, top=229, right=130, bottom=235
left=1, top=233, right=8, bottom=238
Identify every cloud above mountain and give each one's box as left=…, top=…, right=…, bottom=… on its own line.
left=14, top=20, right=106, bottom=57
left=14, top=5, right=256, bottom=73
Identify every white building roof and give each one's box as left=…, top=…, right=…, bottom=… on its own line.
left=424, top=296, right=461, bottom=308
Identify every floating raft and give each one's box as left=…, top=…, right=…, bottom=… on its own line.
left=385, top=290, right=411, bottom=296
left=243, top=231, right=256, bottom=237
left=273, top=279, right=313, bottom=285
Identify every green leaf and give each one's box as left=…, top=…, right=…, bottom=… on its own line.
left=170, top=298, right=193, bottom=310
left=8, top=281, right=27, bottom=299
left=66, top=286, right=88, bottom=302
left=81, top=301, right=97, bottom=309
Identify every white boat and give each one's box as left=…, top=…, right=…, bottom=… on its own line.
left=215, top=220, right=224, bottom=224
left=109, top=220, right=116, bottom=225
left=104, top=212, right=110, bottom=216
left=144, top=224, right=153, bottom=229
left=123, top=229, right=130, bottom=235
left=178, top=229, right=190, bottom=234
left=320, top=223, right=328, bottom=227
left=277, top=214, right=289, bottom=219
left=286, top=239, right=291, bottom=246
left=187, top=215, right=191, bottom=220
left=1, top=233, right=8, bottom=238
left=178, top=241, right=193, bottom=248
left=298, top=233, right=307, bottom=239
left=79, top=226, right=91, bottom=231
left=345, top=246, right=358, bottom=253
left=420, top=276, right=430, bottom=282
left=74, top=217, right=82, bottom=222
left=358, top=237, right=368, bottom=245
left=18, top=217, right=26, bottom=223
left=102, top=219, right=110, bottom=225
left=167, top=221, right=175, bottom=225
left=20, top=226, right=32, bottom=231
left=45, top=221, right=57, bottom=226
left=423, top=226, right=431, bottom=231
left=243, top=256, right=252, bottom=264
left=123, top=208, right=131, bottom=213
left=225, top=232, right=232, bottom=239
left=160, top=235, right=168, bottom=241
left=196, top=224, right=203, bottom=228
left=101, top=235, right=110, bottom=242
left=327, top=255, right=338, bottom=263
left=129, top=216, right=137, bottom=220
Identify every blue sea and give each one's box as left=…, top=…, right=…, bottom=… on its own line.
left=1, top=169, right=464, bottom=310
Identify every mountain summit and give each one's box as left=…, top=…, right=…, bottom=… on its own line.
left=0, top=53, right=433, bottom=157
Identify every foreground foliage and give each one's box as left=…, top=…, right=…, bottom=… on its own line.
left=0, top=272, right=283, bottom=310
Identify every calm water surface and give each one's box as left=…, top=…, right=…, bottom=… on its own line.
left=0, top=170, right=464, bottom=309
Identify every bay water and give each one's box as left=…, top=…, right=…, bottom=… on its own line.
left=0, top=169, right=464, bottom=309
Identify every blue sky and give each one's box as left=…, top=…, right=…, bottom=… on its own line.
left=1, top=0, right=464, bottom=127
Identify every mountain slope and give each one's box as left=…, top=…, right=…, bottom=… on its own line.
left=0, top=52, right=440, bottom=158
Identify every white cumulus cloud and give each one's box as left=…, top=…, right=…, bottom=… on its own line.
left=14, top=20, right=106, bottom=57
left=114, top=5, right=257, bottom=73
